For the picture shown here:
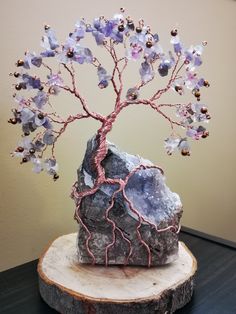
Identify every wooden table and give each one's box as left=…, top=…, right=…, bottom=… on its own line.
left=1, top=232, right=236, bottom=314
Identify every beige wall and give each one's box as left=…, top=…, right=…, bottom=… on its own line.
left=0, top=0, right=235, bottom=271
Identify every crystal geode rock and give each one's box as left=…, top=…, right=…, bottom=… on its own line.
left=76, top=136, right=183, bottom=266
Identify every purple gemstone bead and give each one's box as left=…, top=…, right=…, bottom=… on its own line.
left=194, top=56, right=202, bottom=66
left=158, top=63, right=169, bottom=77
left=174, top=43, right=182, bottom=54
left=31, top=56, right=42, bottom=67
left=103, top=21, right=114, bottom=36
left=93, top=31, right=105, bottom=45
left=41, top=50, right=55, bottom=58
left=32, top=91, right=47, bottom=109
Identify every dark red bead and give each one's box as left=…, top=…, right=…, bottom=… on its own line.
left=67, top=51, right=74, bottom=58
left=8, top=118, right=17, bottom=125
left=15, top=84, right=21, bottom=91
left=16, top=59, right=24, bottom=67
left=53, top=173, right=59, bottom=181
left=146, top=41, right=153, bottom=48
left=118, top=24, right=125, bottom=32
left=171, top=29, right=178, bottom=36
left=17, top=147, right=24, bottom=152
left=38, top=113, right=44, bottom=120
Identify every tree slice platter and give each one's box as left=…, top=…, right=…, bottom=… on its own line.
left=38, top=233, right=197, bottom=314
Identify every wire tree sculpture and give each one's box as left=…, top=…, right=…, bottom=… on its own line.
left=9, top=9, right=210, bottom=266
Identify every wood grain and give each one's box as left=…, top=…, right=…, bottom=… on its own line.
left=1, top=231, right=236, bottom=314
left=38, top=233, right=197, bottom=313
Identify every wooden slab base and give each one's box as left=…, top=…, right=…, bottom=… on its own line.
left=38, top=233, right=197, bottom=314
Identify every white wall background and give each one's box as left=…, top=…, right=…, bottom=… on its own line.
left=0, top=0, right=235, bottom=271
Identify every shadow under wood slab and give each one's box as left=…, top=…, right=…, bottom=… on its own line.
left=38, top=233, right=197, bottom=314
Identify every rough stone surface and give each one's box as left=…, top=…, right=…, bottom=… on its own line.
left=76, top=136, right=183, bottom=266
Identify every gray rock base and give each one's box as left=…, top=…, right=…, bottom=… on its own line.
left=76, top=137, right=183, bottom=266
